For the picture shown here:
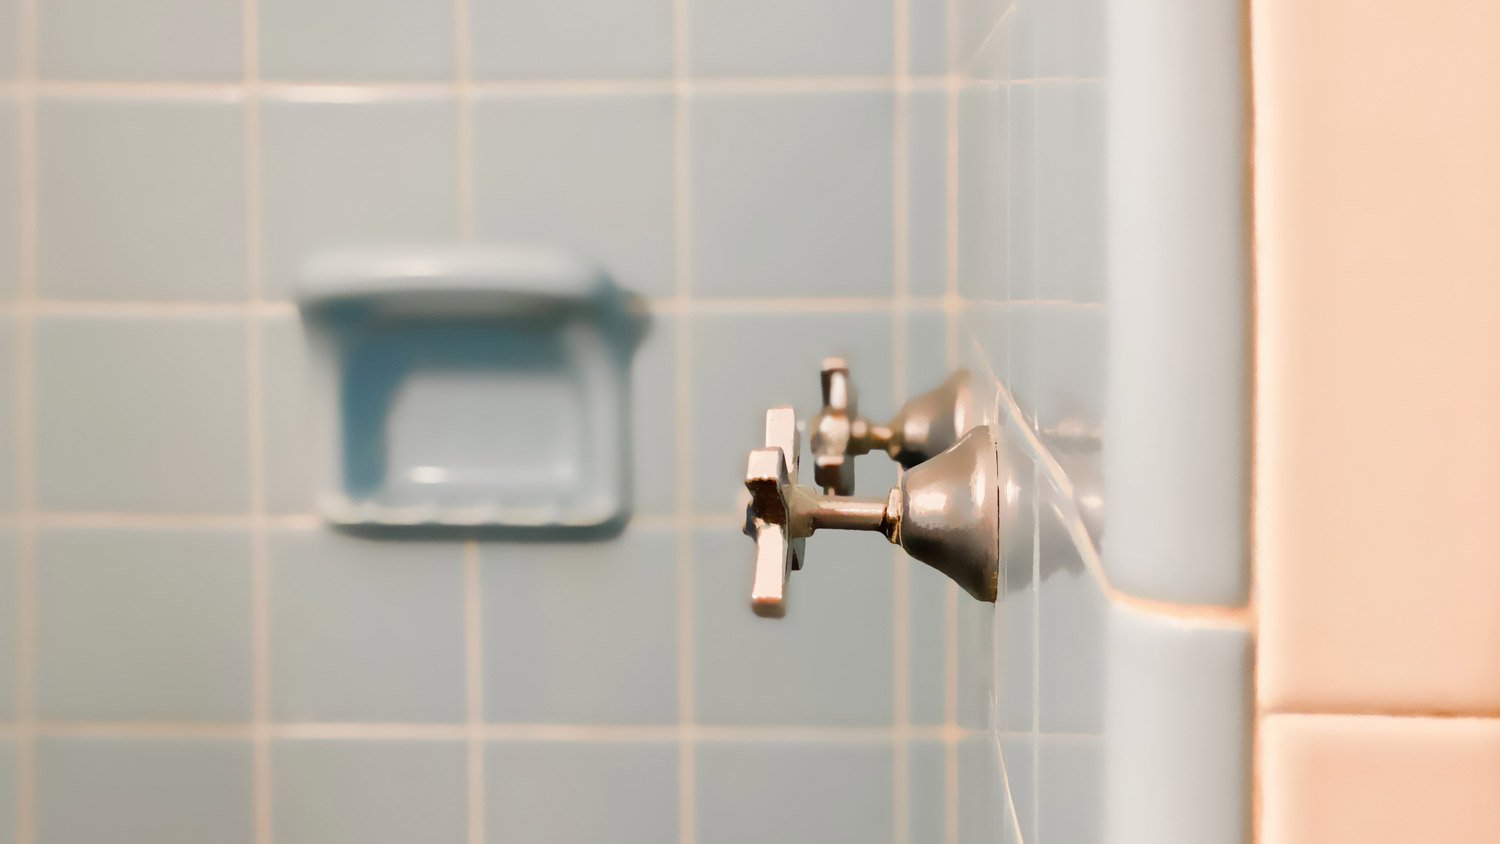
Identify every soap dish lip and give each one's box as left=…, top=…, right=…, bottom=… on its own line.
left=295, top=242, right=614, bottom=313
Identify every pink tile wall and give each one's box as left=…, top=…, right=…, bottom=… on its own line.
left=1254, top=0, right=1500, bottom=840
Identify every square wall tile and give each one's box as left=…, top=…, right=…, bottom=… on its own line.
left=1036, top=523, right=1107, bottom=734
left=260, top=315, right=318, bottom=514
left=630, top=313, right=677, bottom=514
left=689, top=310, right=896, bottom=514
left=1006, top=82, right=1036, bottom=301
left=1033, top=0, right=1105, bottom=79
left=473, top=94, right=675, bottom=298
left=955, top=594, right=994, bottom=730
left=909, top=91, right=949, bottom=298
left=259, top=0, right=452, bottom=81
left=910, top=0, right=949, bottom=75
left=273, top=740, right=467, bottom=844
left=1104, top=605, right=1250, bottom=844
left=696, top=741, right=893, bottom=844
left=480, top=528, right=676, bottom=724
left=0, top=531, right=14, bottom=721
left=1263, top=715, right=1500, bottom=844
left=486, top=741, right=677, bottom=844
left=36, top=317, right=250, bottom=512
left=1035, top=81, right=1105, bottom=303
left=269, top=530, right=465, bottom=722
left=1008, top=304, right=1104, bottom=434
left=36, top=529, right=253, bottom=721
left=470, top=0, right=672, bottom=79
left=37, top=99, right=246, bottom=300
left=37, top=738, right=253, bottom=844
left=1038, top=737, right=1103, bottom=843
left=690, top=0, right=892, bottom=76
left=693, top=528, right=893, bottom=726
left=0, top=319, right=16, bottom=512
left=956, top=84, right=1005, bottom=302
left=963, top=736, right=1008, bottom=844
left=908, top=740, right=946, bottom=843
left=38, top=0, right=240, bottom=80
left=908, top=563, right=949, bottom=726
left=261, top=99, right=458, bottom=300
left=0, top=101, right=17, bottom=298
left=0, top=0, right=15, bottom=78
left=691, top=92, right=893, bottom=299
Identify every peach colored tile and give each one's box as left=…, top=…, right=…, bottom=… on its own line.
left=1254, top=0, right=1500, bottom=713
left=1262, top=715, right=1500, bottom=844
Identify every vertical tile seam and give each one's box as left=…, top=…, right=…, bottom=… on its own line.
left=670, top=0, right=694, bottom=841
left=13, top=0, right=37, bottom=837
left=241, top=0, right=272, bottom=841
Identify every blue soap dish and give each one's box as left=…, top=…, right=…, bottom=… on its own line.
left=296, top=244, right=646, bottom=530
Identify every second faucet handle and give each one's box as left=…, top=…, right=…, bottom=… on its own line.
left=810, top=358, right=977, bottom=496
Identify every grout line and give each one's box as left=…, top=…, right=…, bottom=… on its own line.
left=670, top=0, right=694, bottom=841
left=240, top=0, right=273, bottom=841
left=15, top=0, right=39, bottom=837
left=462, top=539, right=485, bottom=844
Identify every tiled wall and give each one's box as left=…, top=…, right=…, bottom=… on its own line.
left=1254, top=1, right=1500, bottom=841
left=0, top=1, right=981, bottom=842
left=951, top=0, right=1253, bottom=842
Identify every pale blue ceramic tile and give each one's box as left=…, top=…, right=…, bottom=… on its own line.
left=259, top=0, right=452, bottom=81
left=36, top=317, right=249, bottom=512
left=691, top=92, right=893, bottom=299
left=909, top=557, right=948, bottom=726
left=36, top=529, right=253, bottom=721
left=38, top=0, right=240, bottom=80
left=1036, top=517, right=1106, bottom=734
left=260, top=315, right=317, bottom=514
left=1104, top=0, right=1247, bottom=607
left=956, top=0, right=1011, bottom=66
left=470, top=0, right=672, bottom=79
left=689, top=310, right=896, bottom=514
left=956, top=85, right=1004, bottom=302
left=697, top=741, right=893, bottom=844
left=1034, top=0, right=1105, bottom=79
left=955, top=596, right=994, bottom=730
left=1035, top=81, right=1105, bottom=304
left=480, top=528, right=676, bottom=724
left=630, top=314, right=677, bottom=515
left=0, top=101, right=17, bottom=298
left=0, top=319, right=15, bottom=511
left=0, top=531, right=14, bottom=721
left=689, top=0, right=891, bottom=76
left=693, top=529, right=893, bottom=726
left=37, top=99, right=246, bottom=300
left=0, top=739, right=14, bottom=844
left=1006, top=82, right=1036, bottom=301
left=1104, top=605, right=1250, bottom=844
left=472, top=94, right=674, bottom=298
left=1022, top=304, right=1105, bottom=433
left=0, top=1, right=15, bottom=78
left=1037, top=736, right=1103, bottom=844
left=996, top=511, right=1034, bottom=733
left=910, top=0, right=949, bottom=75
left=260, top=99, right=458, bottom=300
left=486, top=741, right=677, bottom=844
left=36, top=738, right=253, bottom=844
left=909, top=91, right=948, bottom=298
left=273, top=740, right=467, bottom=844
left=908, top=740, right=946, bottom=843
left=960, top=736, right=1008, bottom=844
left=269, top=530, right=465, bottom=722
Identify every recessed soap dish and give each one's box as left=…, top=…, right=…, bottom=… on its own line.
left=296, top=244, right=646, bottom=530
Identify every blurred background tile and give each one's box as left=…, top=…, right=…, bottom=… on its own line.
left=909, top=0, right=949, bottom=75
left=690, top=92, right=893, bottom=299
left=965, top=735, right=1010, bottom=844
left=908, top=91, right=949, bottom=298
left=908, top=740, right=946, bottom=843
left=0, top=319, right=15, bottom=512
left=35, top=317, right=249, bottom=512
left=480, top=528, right=677, bottom=724
left=260, top=99, right=458, bottom=300
left=0, top=739, right=13, bottom=844
left=1038, top=736, right=1103, bottom=843
left=0, top=0, right=15, bottom=78
left=689, top=0, right=891, bottom=77
left=0, top=101, right=17, bottom=298
left=696, top=740, right=893, bottom=844
left=486, top=741, right=677, bottom=844
left=259, top=0, right=452, bottom=81
left=259, top=315, right=318, bottom=514
left=693, top=529, right=893, bottom=726
left=37, top=99, right=246, bottom=301
left=36, top=529, right=253, bottom=721
left=470, top=0, right=672, bottom=79
left=36, top=738, right=253, bottom=844
left=38, top=0, right=240, bottom=80
left=0, top=531, right=14, bottom=721
left=269, top=530, right=465, bottom=722
left=273, top=740, right=467, bottom=844
left=473, top=94, right=675, bottom=298
left=1035, top=82, right=1105, bottom=304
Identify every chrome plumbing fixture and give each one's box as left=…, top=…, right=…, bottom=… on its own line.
left=809, top=358, right=977, bottom=495
left=742, top=405, right=1029, bottom=618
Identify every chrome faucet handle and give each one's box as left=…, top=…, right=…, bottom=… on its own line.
left=809, top=358, right=978, bottom=495
left=745, top=405, right=1014, bottom=618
